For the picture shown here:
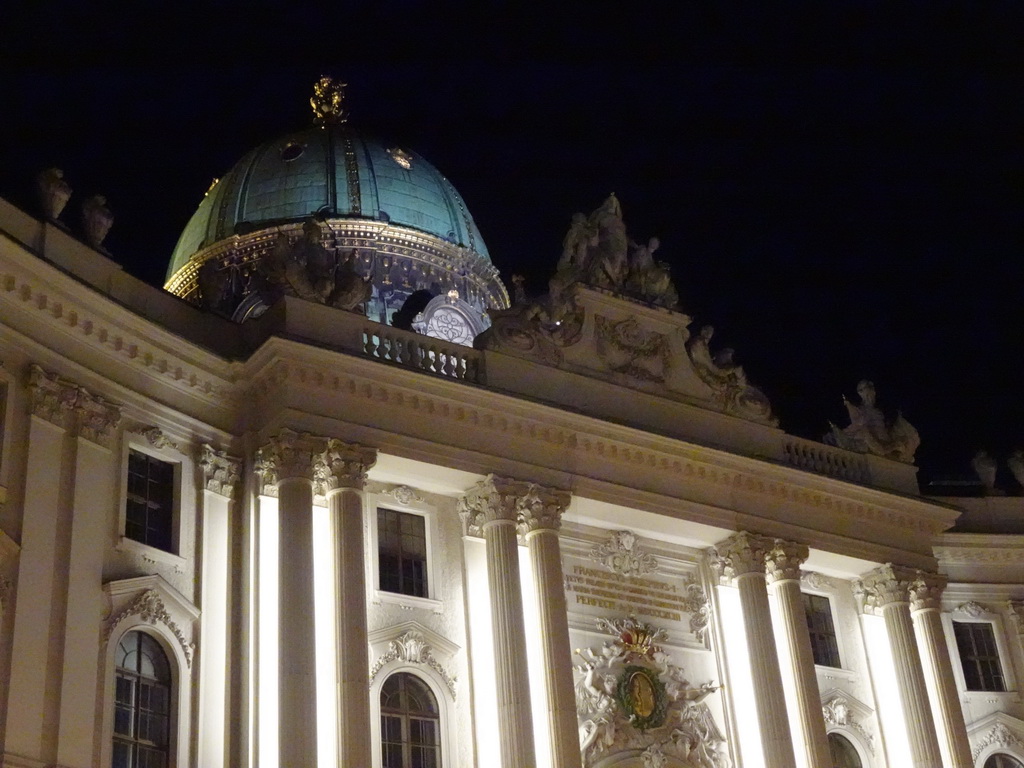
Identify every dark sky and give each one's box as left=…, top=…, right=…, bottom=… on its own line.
left=2, top=3, right=1022, bottom=485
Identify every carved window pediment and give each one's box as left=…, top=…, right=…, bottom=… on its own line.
left=102, top=574, right=199, bottom=667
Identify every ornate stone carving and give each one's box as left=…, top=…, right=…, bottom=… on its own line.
left=574, top=615, right=728, bottom=767
left=854, top=564, right=930, bottom=614
left=81, top=194, right=114, bottom=250
left=972, top=450, right=1000, bottom=494
left=311, top=75, right=347, bottom=126
left=764, top=540, right=809, bottom=584
left=822, top=694, right=875, bottom=754
left=255, top=429, right=328, bottom=493
left=382, top=484, right=424, bottom=506
left=35, top=167, right=72, bottom=220
left=972, top=722, right=1024, bottom=762
left=1007, top=601, right=1024, bottom=633
left=368, top=630, right=457, bottom=700
left=595, top=315, right=669, bottom=383
left=318, top=438, right=376, bottom=494
left=143, top=427, right=178, bottom=451
left=27, top=365, right=120, bottom=445
left=908, top=572, right=946, bottom=612
left=956, top=601, right=990, bottom=619
left=590, top=530, right=659, bottom=578
left=680, top=573, right=712, bottom=642
left=102, top=589, right=194, bottom=666
left=709, top=532, right=773, bottom=583
left=685, top=325, right=777, bottom=426
left=516, top=483, right=571, bottom=535
left=198, top=445, right=241, bottom=499
left=458, top=475, right=522, bottom=536
left=801, top=571, right=835, bottom=591
left=824, top=380, right=920, bottom=464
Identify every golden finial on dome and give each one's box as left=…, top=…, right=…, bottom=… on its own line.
left=311, top=76, right=347, bottom=126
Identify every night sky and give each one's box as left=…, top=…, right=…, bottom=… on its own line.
left=2, top=4, right=1022, bottom=486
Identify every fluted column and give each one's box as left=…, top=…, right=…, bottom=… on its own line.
left=857, top=564, right=943, bottom=768
left=518, top=484, right=580, bottom=768
left=460, top=476, right=536, bottom=768
left=257, top=430, right=326, bottom=768
left=764, top=540, right=831, bottom=768
left=712, top=532, right=797, bottom=768
left=910, top=573, right=973, bottom=768
left=321, top=439, right=377, bottom=767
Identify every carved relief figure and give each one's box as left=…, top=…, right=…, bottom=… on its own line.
left=824, top=380, right=920, bottom=463
left=686, top=325, right=776, bottom=426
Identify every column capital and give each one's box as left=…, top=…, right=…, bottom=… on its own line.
left=517, top=483, right=571, bottom=536
left=27, top=364, right=121, bottom=446
left=458, top=475, right=523, bottom=537
left=854, top=563, right=922, bottom=614
left=319, top=439, right=377, bottom=494
left=764, top=539, right=809, bottom=584
left=908, top=571, right=947, bottom=612
left=198, top=444, right=242, bottom=500
left=255, top=429, right=328, bottom=494
left=709, top=531, right=774, bottom=583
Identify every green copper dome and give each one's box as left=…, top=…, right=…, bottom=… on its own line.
left=167, top=125, right=490, bottom=281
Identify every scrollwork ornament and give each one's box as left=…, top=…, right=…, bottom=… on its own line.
left=956, top=600, right=989, bottom=618
left=102, top=590, right=194, bottom=666
left=383, top=485, right=424, bottom=506
left=1007, top=601, right=1024, bottom=634
left=368, top=630, right=457, bottom=700
left=590, top=530, right=659, bottom=578
left=198, top=444, right=241, bottom=499
left=972, top=722, right=1024, bottom=762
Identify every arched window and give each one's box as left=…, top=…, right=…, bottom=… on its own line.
left=986, top=754, right=1024, bottom=768
left=113, top=631, right=172, bottom=768
left=380, top=672, right=441, bottom=768
left=827, top=733, right=863, bottom=768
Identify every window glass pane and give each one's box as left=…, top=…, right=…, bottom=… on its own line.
left=802, top=593, right=841, bottom=668
left=125, top=450, right=175, bottom=552
left=380, top=674, right=440, bottom=768
left=378, top=509, right=428, bottom=598
left=954, top=621, right=1006, bottom=692
left=115, top=631, right=172, bottom=766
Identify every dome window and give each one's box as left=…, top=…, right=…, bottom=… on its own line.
left=388, top=147, right=413, bottom=169
left=280, top=141, right=305, bottom=162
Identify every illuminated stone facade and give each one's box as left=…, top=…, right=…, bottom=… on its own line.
left=2, top=115, right=1024, bottom=768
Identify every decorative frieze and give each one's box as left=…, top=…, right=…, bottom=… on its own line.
left=318, top=438, right=376, bottom=493
left=368, top=630, right=457, bottom=700
left=102, top=589, right=194, bottom=666
left=589, top=530, right=659, bottom=578
left=709, top=531, right=773, bottom=583
left=764, top=539, right=809, bottom=584
left=27, top=364, right=121, bottom=445
left=255, top=429, right=328, bottom=494
left=198, top=444, right=241, bottom=499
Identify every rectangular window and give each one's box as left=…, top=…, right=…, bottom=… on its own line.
left=802, top=593, right=841, bottom=668
left=378, top=508, right=428, bottom=598
left=125, top=449, right=175, bottom=552
left=954, top=621, right=1006, bottom=691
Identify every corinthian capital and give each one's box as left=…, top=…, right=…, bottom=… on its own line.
left=27, top=365, right=120, bottom=445
left=709, top=532, right=773, bottom=583
left=458, top=475, right=525, bottom=537
left=516, top=483, right=571, bottom=536
left=908, top=571, right=947, bottom=612
left=319, top=439, right=377, bottom=493
left=255, top=429, right=328, bottom=493
left=199, top=445, right=242, bottom=499
left=74, top=388, right=121, bottom=447
left=764, top=540, right=809, bottom=584
left=854, top=563, right=919, bottom=614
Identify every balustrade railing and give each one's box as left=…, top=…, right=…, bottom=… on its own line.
left=782, top=437, right=869, bottom=484
left=362, top=326, right=482, bottom=381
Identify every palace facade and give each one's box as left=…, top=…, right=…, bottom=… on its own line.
left=1, top=81, right=1022, bottom=768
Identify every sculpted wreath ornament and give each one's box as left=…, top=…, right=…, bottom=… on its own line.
left=617, top=665, right=668, bottom=732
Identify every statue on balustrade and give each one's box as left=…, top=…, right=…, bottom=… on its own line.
left=686, top=325, right=777, bottom=426
left=824, top=380, right=920, bottom=464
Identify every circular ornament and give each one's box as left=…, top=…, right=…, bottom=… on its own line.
left=616, top=665, right=667, bottom=732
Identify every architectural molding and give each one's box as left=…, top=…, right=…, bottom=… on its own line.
left=589, top=530, right=659, bottom=578
left=198, top=444, right=241, bottom=499
left=102, top=583, right=197, bottom=667
left=821, top=689, right=876, bottom=755
left=972, top=720, right=1024, bottom=762
left=368, top=629, right=458, bottom=700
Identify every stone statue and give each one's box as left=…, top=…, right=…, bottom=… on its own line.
left=257, top=219, right=370, bottom=311
left=35, top=168, right=72, bottom=220
left=1008, top=450, right=1024, bottom=489
left=310, top=75, right=347, bottom=125
left=971, top=450, right=999, bottom=494
left=80, top=194, right=113, bottom=250
left=585, top=194, right=630, bottom=290
left=686, top=325, right=777, bottom=425
left=625, top=237, right=679, bottom=309
left=824, top=380, right=920, bottom=463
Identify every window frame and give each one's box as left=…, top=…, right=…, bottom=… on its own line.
left=113, top=630, right=174, bottom=768
left=802, top=591, right=843, bottom=669
left=370, top=665, right=452, bottom=768
left=117, top=437, right=185, bottom=563
left=942, top=606, right=1017, bottom=700
left=952, top=619, right=1007, bottom=692
left=368, top=492, right=441, bottom=611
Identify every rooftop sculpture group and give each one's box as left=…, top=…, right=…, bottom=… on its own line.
left=824, top=380, right=920, bottom=464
